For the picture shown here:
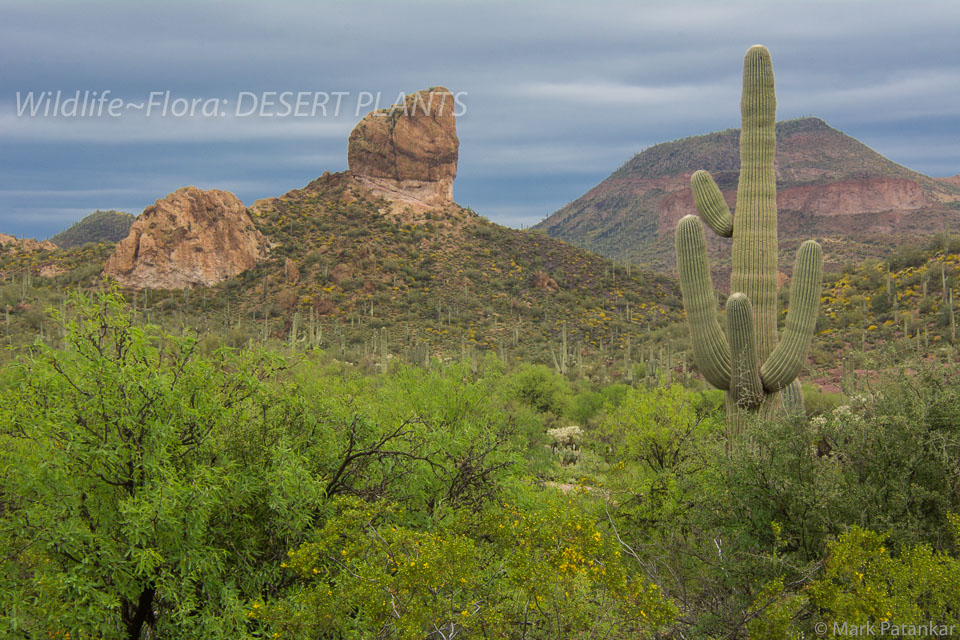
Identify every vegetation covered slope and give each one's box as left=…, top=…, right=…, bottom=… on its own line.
left=0, top=173, right=683, bottom=377
left=234, top=172, right=682, bottom=367
left=805, top=233, right=960, bottom=386
left=48, top=209, right=134, bottom=248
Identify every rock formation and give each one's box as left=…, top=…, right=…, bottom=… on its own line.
left=347, top=87, right=458, bottom=208
left=105, top=186, right=268, bottom=289
left=936, top=175, right=960, bottom=189
left=531, top=270, right=559, bottom=292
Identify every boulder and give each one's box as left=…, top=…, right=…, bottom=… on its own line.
left=104, top=186, right=268, bottom=289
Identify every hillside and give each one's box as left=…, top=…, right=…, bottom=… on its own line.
left=536, top=117, right=960, bottom=279
left=48, top=209, right=134, bottom=248
left=238, top=170, right=682, bottom=366
left=804, top=233, right=960, bottom=388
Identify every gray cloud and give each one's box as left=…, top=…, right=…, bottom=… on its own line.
left=2, top=0, right=958, bottom=239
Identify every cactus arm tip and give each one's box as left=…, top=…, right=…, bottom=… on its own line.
left=691, top=170, right=734, bottom=238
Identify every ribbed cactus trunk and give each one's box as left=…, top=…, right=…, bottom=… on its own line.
left=733, top=47, right=778, bottom=362
left=675, top=45, right=823, bottom=425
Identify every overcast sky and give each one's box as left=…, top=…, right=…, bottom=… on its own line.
left=2, top=0, right=959, bottom=239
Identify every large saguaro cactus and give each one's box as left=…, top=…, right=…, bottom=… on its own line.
left=675, top=45, right=823, bottom=420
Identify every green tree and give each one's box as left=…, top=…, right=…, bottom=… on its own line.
left=0, top=292, right=322, bottom=639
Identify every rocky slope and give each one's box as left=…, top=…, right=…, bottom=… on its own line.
left=536, top=118, right=960, bottom=278
left=104, top=187, right=269, bottom=289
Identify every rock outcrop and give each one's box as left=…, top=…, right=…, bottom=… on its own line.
left=936, top=175, right=960, bottom=189
left=0, top=234, right=58, bottom=253
left=105, top=186, right=268, bottom=289
left=347, top=87, right=458, bottom=208
left=531, top=270, right=559, bottom=292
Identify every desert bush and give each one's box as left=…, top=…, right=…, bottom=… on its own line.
left=504, top=363, right=572, bottom=417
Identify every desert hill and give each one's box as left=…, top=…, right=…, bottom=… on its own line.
left=535, top=117, right=960, bottom=280
left=48, top=209, right=134, bottom=248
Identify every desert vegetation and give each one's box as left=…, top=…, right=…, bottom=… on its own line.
left=1, top=290, right=959, bottom=638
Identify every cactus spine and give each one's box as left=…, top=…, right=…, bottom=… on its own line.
left=675, top=45, right=823, bottom=420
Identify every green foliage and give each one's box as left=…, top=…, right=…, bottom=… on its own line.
left=801, top=381, right=845, bottom=416
left=809, top=525, right=960, bottom=626
left=888, top=243, right=929, bottom=271
left=0, top=293, right=676, bottom=638
left=262, top=494, right=677, bottom=639
left=5, top=285, right=960, bottom=638
left=569, top=382, right=631, bottom=426
left=505, top=363, right=572, bottom=422
left=0, top=291, right=311, bottom=638
left=597, top=384, right=722, bottom=477
left=751, top=523, right=960, bottom=637
left=717, top=364, right=960, bottom=564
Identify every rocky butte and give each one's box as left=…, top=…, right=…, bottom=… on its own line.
left=346, top=86, right=459, bottom=209
left=104, top=186, right=269, bottom=289
left=251, top=86, right=466, bottom=226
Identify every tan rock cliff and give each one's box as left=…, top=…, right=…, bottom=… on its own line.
left=105, top=186, right=268, bottom=289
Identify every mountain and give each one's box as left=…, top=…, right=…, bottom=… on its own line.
left=48, top=209, right=134, bottom=248
left=535, top=117, right=960, bottom=279
left=4, top=87, right=682, bottom=370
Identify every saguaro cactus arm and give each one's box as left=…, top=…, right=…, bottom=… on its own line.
left=691, top=170, right=733, bottom=238
left=760, top=240, right=823, bottom=391
left=676, top=215, right=731, bottom=390
left=727, top=293, right=764, bottom=409
left=780, top=379, right=805, bottom=416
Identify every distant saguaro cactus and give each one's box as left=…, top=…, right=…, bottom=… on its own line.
left=675, top=45, right=823, bottom=421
